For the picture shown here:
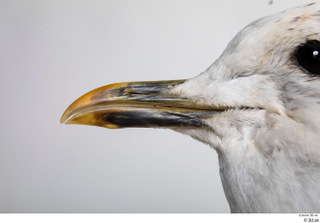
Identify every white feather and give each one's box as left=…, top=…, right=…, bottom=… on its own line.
left=170, top=3, right=320, bottom=212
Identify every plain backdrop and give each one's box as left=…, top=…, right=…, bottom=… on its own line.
left=0, top=0, right=313, bottom=213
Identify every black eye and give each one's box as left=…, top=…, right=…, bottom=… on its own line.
left=295, top=40, right=320, bottom=75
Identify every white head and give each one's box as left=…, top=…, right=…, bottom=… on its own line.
left=62, top=3, right=320, bottom=212
left=171, top=3, right=320, bottom=212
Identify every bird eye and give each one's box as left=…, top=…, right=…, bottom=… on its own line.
left=295, top=40, right=320, bottom=75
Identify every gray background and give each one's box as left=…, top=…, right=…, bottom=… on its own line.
left=0, top=0, right=311, bottom=212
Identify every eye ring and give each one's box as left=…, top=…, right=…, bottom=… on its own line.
left=295, top=40, right=320, bottom=75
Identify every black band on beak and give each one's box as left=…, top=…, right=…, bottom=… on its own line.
left=61, top=80, right=223, bottom=129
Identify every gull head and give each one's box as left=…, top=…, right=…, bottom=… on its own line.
left=61, top=3, right=320, bottom=212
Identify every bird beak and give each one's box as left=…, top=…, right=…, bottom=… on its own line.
left=60, top=80, right=222, bottom=129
